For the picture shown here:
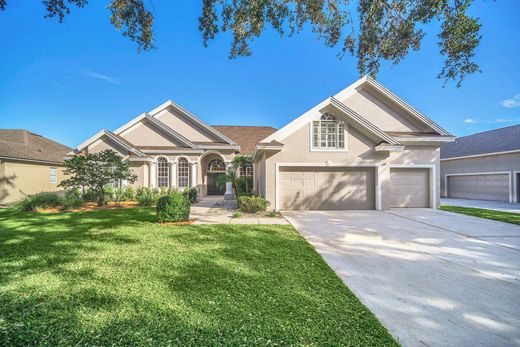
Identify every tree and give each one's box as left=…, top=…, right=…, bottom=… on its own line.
left=59, top=149, right=137, bottom=205
left=216, top=155, right=252, bottom=196
left=1, top=0, right=483, bottom=87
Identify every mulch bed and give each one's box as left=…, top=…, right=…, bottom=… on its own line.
left=39, top=201, right=141, bottom=213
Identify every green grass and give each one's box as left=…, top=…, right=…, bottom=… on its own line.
left=0, top=208, right=396, bottom=346
left=441, top=205, right=520, bottom=225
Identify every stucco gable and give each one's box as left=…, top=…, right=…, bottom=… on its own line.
left=120, top=118, right=193, bottom=148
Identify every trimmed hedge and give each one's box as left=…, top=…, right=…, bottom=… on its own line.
left=238, top=196, right=269, bottom=213
left=156, top=193, right=191, bottom=222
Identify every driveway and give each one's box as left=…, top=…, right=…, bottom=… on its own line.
left=442, top=198, right=520, bottom=214
left=284, top=209, right=520, bottom=347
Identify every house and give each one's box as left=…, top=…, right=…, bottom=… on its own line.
left=70, top=76, right=454, bottom=210
left=440, top=124, right=520, bottom=203
left=0, top=129, right=71, bottom=204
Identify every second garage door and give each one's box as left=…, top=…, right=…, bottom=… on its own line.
left=447, top=174, right=509, bottom=201
left=390, top=168, right=430, bottom=208
left=279, top=167, right=375, bottom=210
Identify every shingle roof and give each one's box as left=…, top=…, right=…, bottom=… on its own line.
left=0, top=129, right=72, bottom=163
left=211, top=126, right=278, bottom=155
left=440, top=124, right=520, bottom=159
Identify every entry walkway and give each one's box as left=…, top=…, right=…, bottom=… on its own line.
left=191, top=196, right=289, bottom=225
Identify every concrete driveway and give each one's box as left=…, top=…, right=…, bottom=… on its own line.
left=284, top=209, right=520, bottom=347
left=442, top=198, right=520, bottom=214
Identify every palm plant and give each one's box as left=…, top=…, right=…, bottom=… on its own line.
left=216, top=155, right=252, bottom=196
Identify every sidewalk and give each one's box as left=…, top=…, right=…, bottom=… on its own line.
left=441, top=198, right=520, bottom=214
left=191, top=196, right=289, bottom=225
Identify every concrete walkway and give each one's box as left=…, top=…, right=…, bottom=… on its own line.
left=191, top=196, right=289, bottom=224
left=284, top=209, right=520, bottom=347
left=442, top=198, right=520, bottom=214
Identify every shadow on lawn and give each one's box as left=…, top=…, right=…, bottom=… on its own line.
left=0, top=210, right=395, bottom=346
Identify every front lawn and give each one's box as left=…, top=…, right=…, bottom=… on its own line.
left=441, top=205, right=520, bottom=225
left=0, top=208, right=396, bottom=346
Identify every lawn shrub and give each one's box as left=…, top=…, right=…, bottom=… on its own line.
left=62, top=189, right=84, bottom=209
left=238, top=196, right=269, bottom=213
left=136, top=187, right=155, bottom=206
left=122, top=186, right=135, bottom=201
left=104, top=186, right=114, bottom=202
left=156, top=193, right=190, bottom=222
left=82, top=188, right=98, bottom=202
left=183, top=187, right=198, bottom=203
left=17, top=192, right=63, bottom=212
left=113, top=188, right=125, bottom=203
left=236, top=176, right=253, bottom=196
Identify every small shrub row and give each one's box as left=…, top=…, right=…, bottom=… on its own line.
left=17, top=192, right=63, bottom=212
left=238, top=196, right=269, bottom=213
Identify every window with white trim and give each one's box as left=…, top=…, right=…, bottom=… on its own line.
left=177, top=157, right=190, bottom=188
left=157, top=157, right=169, bottom=187
left=312, top=113, right=345, bottom=150
left=207, top=159, right=225, bottom=172
left=239, top=165, right=253, bottom=177
left=49, top=167, right=57, bottom=183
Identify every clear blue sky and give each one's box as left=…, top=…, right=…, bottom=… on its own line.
left=1, top=1, right=519, bottom=147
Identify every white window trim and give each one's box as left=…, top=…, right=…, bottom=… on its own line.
left=389, top=164, right=437, bottom=209
left=156, top=157, right=170, bottom=188
left=444, top=171, right=513, bottom=203
left=309, top=120, right=348, bottom=152
left=177, top=157, right=191, bottom=189
left=514, top=171, right=520, bottom=203
left=50, top=167, right=57, bottom=184
left=274, top=162, right=381, bottom=211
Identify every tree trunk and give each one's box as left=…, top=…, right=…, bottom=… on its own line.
left=97, top=187, right=105, bottom=206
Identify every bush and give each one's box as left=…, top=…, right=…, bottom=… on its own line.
left=122, top=186, right=135, bottom=201
left=62, top=189, right=84, bottom=210
left=236, top=176, right=253, bottom=196
left=238, top=196, right=269, bottom=213
left=113, top=187, right=125, bottom=203
left=156, top=193, right=191, bottom=222
left=183, top=187, right=198, bottom=203
left=104, top=186, right=114, bottom=202
left=17, top=192, right=63, bottom=212
left=136, top=187, right=155, bottom=206
left=82, top=188, right=98, bottom=202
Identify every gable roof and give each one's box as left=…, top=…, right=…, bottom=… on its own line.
left=0, top=129, right=71, bottom=164
left=263, top=75, right=452, bottom=144
left=212, top=126, right=278, bottom=155
left=71, top=129, right=147, bottom=157
left=441, top=124, right=520, bottom=159
left=145, top=100, right=237, bottom=145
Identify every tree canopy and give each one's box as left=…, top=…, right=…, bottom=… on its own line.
left=1, top=0, right=483, bottom=86
left=59, top=149, right=137, bottom=205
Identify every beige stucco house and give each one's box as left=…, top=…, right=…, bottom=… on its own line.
left=70, top=76, right=454, bottom=210
left=441, top=124, right=520, bottom=203
left=0, top=129, right=71, bottom=204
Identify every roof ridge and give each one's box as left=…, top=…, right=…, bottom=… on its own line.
left=455, top=123, right=520, bottom=139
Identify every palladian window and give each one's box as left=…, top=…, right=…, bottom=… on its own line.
left=312, top=113, right=345, bottom=150
left=177, top=157, right=190, bottom=188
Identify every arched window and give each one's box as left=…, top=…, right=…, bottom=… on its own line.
left=207, top=159, right=225, bottom=172
left=157, top=157, right=169, bottom=187
left=312, top=112, right=345, bottom=149
left=178, top=157, right=190, bottom=188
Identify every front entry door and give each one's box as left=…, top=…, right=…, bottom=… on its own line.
left=207, top=173, right=225, bottom=195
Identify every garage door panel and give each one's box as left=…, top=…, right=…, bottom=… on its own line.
left=391, top=168, right=430, bottom=208
left=279, top=167, right=375, bottom=210
left=448, top=174, right=509, bottom=201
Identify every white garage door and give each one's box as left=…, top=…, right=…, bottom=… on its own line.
left=448, top=174, right=509, bottom=202
left=279, top=167, right=375, bottom=210
left=390, top=168, right=430, bottom=208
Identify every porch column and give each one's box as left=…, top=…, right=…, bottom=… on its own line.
left=150, top=161, right=156, bottom=188
left=169, top=161, right=176, bottom=188
left=190, top=162, right=197, bottom=188
left=224, top=161, right=234, bottom=200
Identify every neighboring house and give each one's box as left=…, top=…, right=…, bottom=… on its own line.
left=440, top=124, right=520, bottom=203
left=0, top=129, right=71, bottom=204
left=71, top=76, right=454, bottom=210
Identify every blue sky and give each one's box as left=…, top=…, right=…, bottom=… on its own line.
left=1, top=1, right=519, bottom=147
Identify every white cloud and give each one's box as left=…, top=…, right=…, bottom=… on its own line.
left=463, top=117, right=520, bottom=124
left=501, top=94, right=520, bottom=108
left=81, top=69, right=122, bottom=84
